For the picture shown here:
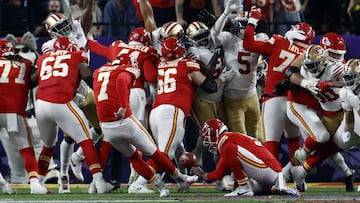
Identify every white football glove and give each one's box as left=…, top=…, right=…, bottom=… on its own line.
left=300, top=79, right=319, bottom=94
left=219, top=68, right=235, bottom=83
left=284, top=30, right=306, bottom=43
left=224, top=0, right=242, bottom=16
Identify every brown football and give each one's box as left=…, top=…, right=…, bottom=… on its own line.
left=179, top=152, right=197, bottom=169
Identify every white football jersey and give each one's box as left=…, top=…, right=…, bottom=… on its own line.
left=300, top=62, right=344, bottom=112
left=187, top=45, right=225, bottom=102
left=41, top=20, right=86, bottom=54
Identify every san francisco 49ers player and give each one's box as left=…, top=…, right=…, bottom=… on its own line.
left=185, top=21, right=233, bottom=191
left=289, top=58, right=360, bottom=193
left=35, top=37, right=114, bottom=194
left=212, top=1, right=267, bottom=137
left=92, top=58, right=199, bottom=197
left=0, top=40, right=42, bottom=194
left=190, top=119, right=300, bottom=197
left=243, top=6, right=314, bottom=161
left=286, top=45, right=354, bottom=192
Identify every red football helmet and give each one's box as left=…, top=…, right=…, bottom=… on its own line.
left=161, top=37, right=185, bottom=60
left=290, top=22, right=315, bottom=46
left=53, top=37, right=78, bottom=52
left=0, top=40, right=14, bottom=56
left=319, top=32, right=346, bottom=64
left=200, top=118, right=228, bottom=154
left=129, top=27, right=151, bottom=46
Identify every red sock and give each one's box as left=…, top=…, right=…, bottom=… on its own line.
left=286, top=137, right=301, bottom=159
left=148, top=150, right=175, bottom=174
left=37, top=146, right=55, bottom=176
left=19, top=147, right=41, bottom=179
left=79, top=139, right=102, bottom=175
left=304, top=136, right=321, bottom=153
left=264, top=141, right=280, bottom=161
left=98, top=140, right=112, bottom=170
left=129, top=150, right=155, bottom=181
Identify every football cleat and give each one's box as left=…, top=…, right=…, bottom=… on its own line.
left=128, top=182, right=154, bottom=194
left=224, top=184, right=254, bottom=197
left=70, top=153, right=84, bottom=182
left=58, top=176, right=70, bottom=194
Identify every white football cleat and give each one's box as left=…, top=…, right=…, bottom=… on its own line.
left=95, top=179, right=114, bottom=194
left=88, top=180, right=96, bottom=194
left=58, top=176, right=70, bottom=194
left=128, top=181, right=154, bottom=194
left=30, top=182, right=48, bottom=194
left=224, top=184, right=254, bottom=197
left=0, top=181, right=16, bottom=194
left=290, top=166, right=308, bottom=192
left=177, top=175, right=198, bottom=193
left=70, top=153, right=84, bottom=182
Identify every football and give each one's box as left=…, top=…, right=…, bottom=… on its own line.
left=179, top=152, right=197, bottom=169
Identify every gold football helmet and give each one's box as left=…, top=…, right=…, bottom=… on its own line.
left=186, top=21, right=210, bottom=47
left=160, top=21, right=185, bottom=41
left=44, top=13, right=73, bottom=38
left=303, top=45, right=326, bottom=77
left=343, top=59, right=360, bottom=90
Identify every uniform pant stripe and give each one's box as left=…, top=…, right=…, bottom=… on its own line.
left=165, top=107, right=179, bottom=154
left=23, top=117, right=33, bottom=147
left=66, top=103, right=91, bottom=139
left=289, top=101, right=317, bottom=141
left=129, top=115, right=156, bottom=146
left=237, top=151, right=268, bottom=168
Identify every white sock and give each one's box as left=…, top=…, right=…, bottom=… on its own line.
left=60, top=140, right=74, bottom=176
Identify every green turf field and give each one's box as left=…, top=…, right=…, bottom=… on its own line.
left=0, top=183, right=358, bottom=203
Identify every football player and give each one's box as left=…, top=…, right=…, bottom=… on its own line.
left=129, top=37, right=233, bottom=193
left=212, top=1, right=267, bottom=137
left=290, top=59, right=360, bottom=192
left=191, top=118, right=300, bottom=197
left=186, top=21, right=232, bottom=191
left=319, top=32, right=347, bottom=65
left=243, top=6, right=314, bottom=162
left=285, top=45, right=354, bottom=192
left=35, top=37, right=114, bottom=194
left=87, top=27, right=159, bottom=188
left=0, top=40, right=44, bottom=194
left=92, top=58, right=199, bottom=197
left=41, top=2, right=103, bottom=189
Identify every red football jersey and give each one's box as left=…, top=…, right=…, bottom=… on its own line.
left=244, top=26, right=306, bottom=97
left=88, top=40, right=158, bottom=88
left=36, top=50, right=88, bottom=103
left=0, top=56, right=33, bottom=116
left=152, top=59, right=200, bottom=116
left=207, top=132, right=282, bottom=181
left=93, top=63, right=139, bottom=122
left=287, top=87, right=321, bottom=111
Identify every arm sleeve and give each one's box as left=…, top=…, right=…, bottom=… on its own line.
left=87, top=40, right=113, bottom=60
left=243, top=25, right=273, bottom=55
left=143, top=58, right=158, bottom=83
left=116, top=71, right=133, bottom=107
left=210, top=13, right=228, bottom=45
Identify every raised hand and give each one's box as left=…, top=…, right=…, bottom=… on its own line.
left=248, top=6, right=262, bottom=27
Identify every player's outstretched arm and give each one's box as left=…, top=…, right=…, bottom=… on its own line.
left=138, top=0, right=157, bottom=32
left=81, top=0, right=94, bottom=35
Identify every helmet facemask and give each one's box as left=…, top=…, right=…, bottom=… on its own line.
left=229, top=14, right=248, bottom=39
left=343, top=59, right=360, bottom=91
left=50, top=18, right=73, bottom=38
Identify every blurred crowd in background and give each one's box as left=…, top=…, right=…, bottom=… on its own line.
left=0, top=0, right=359, bottom=40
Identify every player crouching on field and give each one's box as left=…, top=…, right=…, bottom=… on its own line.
left=191, top=119, right=300, bottom=197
